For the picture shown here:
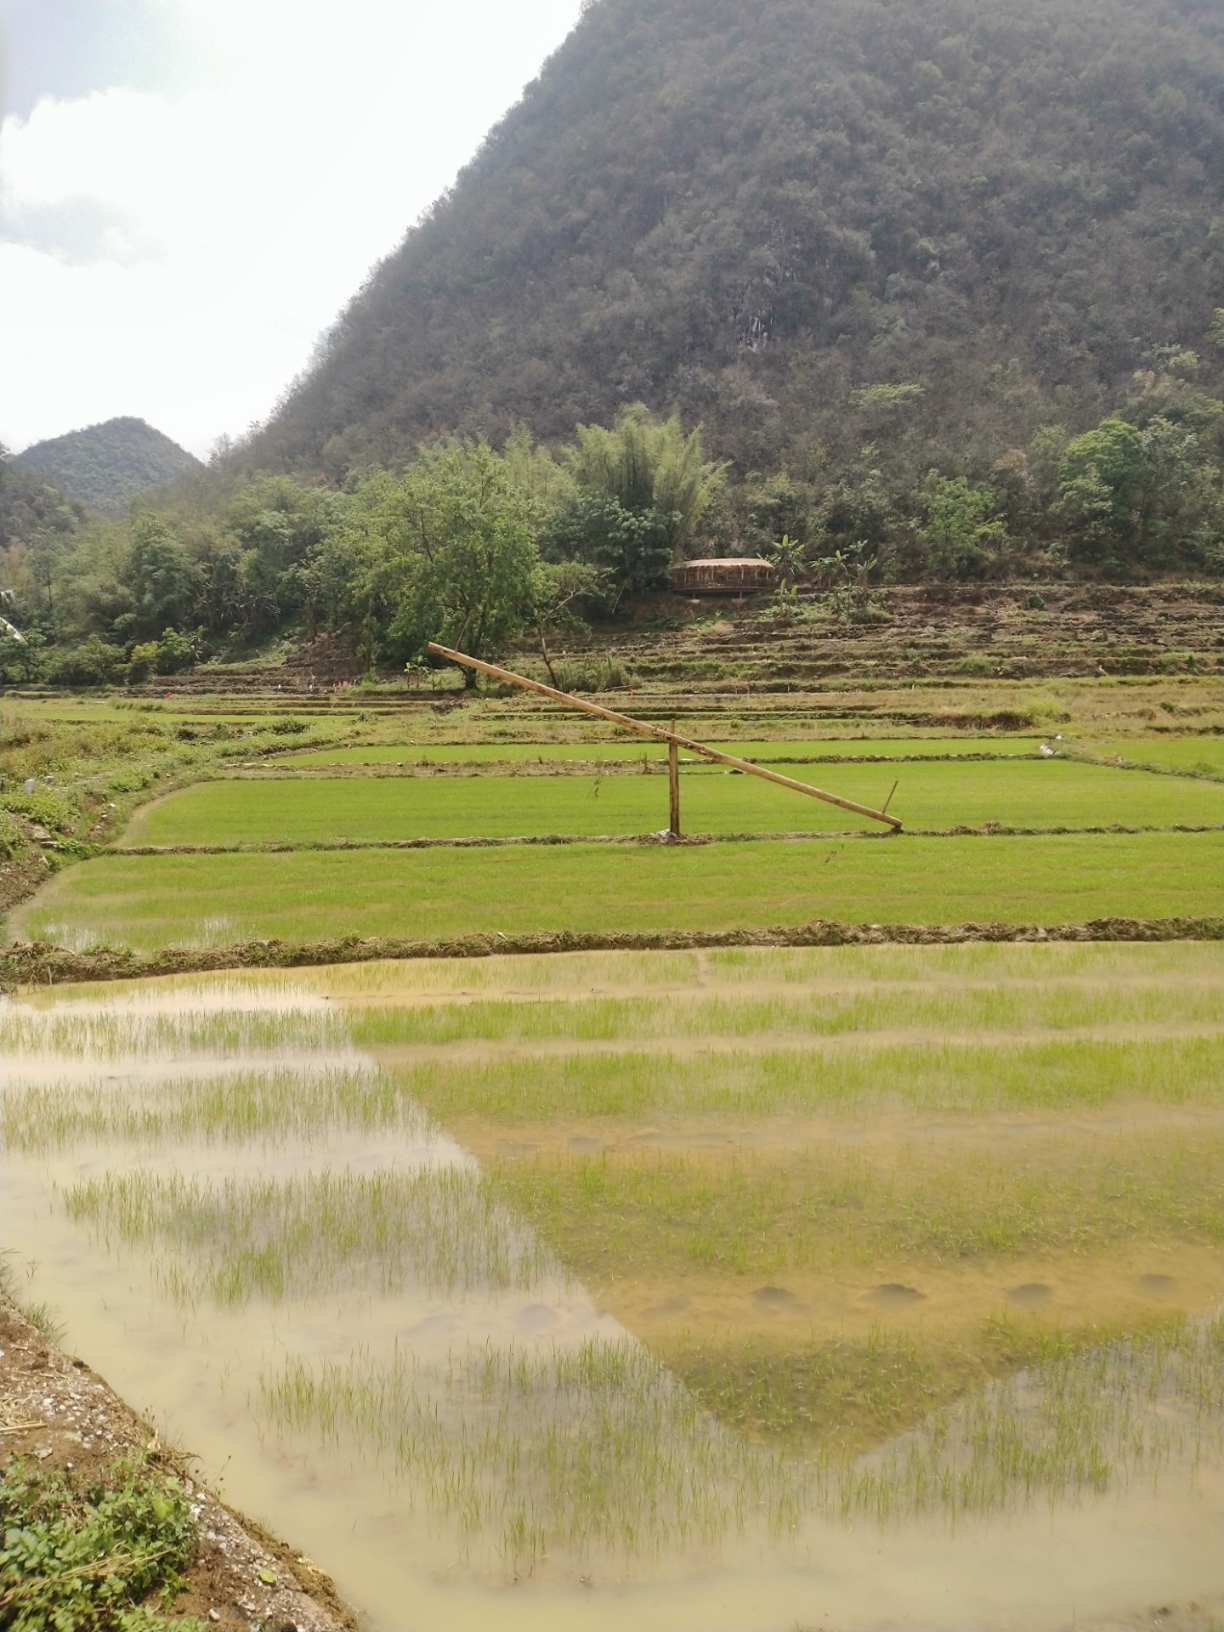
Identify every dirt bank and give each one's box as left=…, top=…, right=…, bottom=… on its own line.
left=0, top=1296, right=356, bottom=1630
left=3, top=915, right=1220, bottom=990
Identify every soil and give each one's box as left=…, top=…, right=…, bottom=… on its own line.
left=0, top=1295, right=357, bottom=1632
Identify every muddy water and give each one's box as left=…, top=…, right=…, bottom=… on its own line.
left=2, top=978, right=1220, bottom=1631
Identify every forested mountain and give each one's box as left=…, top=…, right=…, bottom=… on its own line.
left=250, top=0, right=1224, bottom=499
left=16, top=418, right=201, bottom=513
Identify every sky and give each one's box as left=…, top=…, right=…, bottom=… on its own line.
left=0, top=0, right=584, bottom=458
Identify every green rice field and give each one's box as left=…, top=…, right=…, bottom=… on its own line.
left=121, top=757, right=1224, bottom=847
left=15, top=829, right=1223, bottom=950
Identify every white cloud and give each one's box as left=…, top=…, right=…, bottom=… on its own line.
left=0, top=1, right=582, bottom=457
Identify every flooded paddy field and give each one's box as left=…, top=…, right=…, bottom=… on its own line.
left=3, top=942, right=1221, bottom=1629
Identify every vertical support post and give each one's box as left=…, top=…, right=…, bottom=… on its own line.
left=668, top=720, right=681, bottom=838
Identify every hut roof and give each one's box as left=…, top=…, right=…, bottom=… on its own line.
left=682, top=557, right=772, bottom=568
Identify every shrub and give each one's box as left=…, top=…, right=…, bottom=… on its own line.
left=46, top=638, right=126, bottom=689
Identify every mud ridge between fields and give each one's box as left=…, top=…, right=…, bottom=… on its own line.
left=4, top=917, right=1221, bottom=989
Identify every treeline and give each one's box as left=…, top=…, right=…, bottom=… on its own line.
left=0, top=383, right=1220, bottom=686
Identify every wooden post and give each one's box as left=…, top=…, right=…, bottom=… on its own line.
left=668, top=720, right=681, bottom=838
left=426, top=642, right=903, bottom=831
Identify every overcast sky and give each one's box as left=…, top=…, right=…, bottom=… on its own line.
left=0, top=0, right=583, bottom=457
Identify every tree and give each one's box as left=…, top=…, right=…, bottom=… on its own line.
left=381, top=441, right=542, bottom=683
left=225, top=477, right=332, bottom=634
left=46, top=635, right=125, bottom=687
left=565, top=405, right=723, bottom=558
left=120, top=515, right=203, bottom=641
left=767, top=534, right=808, bottom=589
left=917, top=473, right=1007, bottom=579
left=0, top=585, right=20, bottom=642
left=549, top=496, right=675, bottom=607
left=529, top=558, right=604, bottom=684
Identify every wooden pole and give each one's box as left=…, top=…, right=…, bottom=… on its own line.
left=426, top=642, right=903, bottom=830
left=668, top=721, right=681, bottom=838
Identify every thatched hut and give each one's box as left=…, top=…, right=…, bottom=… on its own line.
left=670, top=557, right=775, bottom=595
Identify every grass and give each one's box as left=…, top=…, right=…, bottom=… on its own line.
left=0, top=1455, right=206, bottom=1632
left=120, top=759, right=1224, bottom=846
left=12, top=829, right=1224, bottom=949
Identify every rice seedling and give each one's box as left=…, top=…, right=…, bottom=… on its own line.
left=383, top=1034, right=1223, bottom=1123
left=667, top=1312, right=1194, bottom=1456
left=275, top=736, right=1051, bottom=768
left=255, top=1318, right=1223, bottom=1569
left=27, top=938, right=1216, bottom=1007
left=15, top=828, right=1222, bottom=950
left=1, top=1064, right=414, bottom=1152
left=840, top=1314, right=1224, bottom=1525
left=61, top=1167, right=557, bottom=1304
left=487, top=1129, right=1223, bottom=1282
left=120, top=759, right=1224, bottom=848
left=344, top=978, right=1223, bottom=1050
left=0, top=990, right=346, bottom=1061
left=257, top=1334, right=815, bottom=1571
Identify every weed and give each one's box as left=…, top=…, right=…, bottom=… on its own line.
left=0, top=1454, right=206, bottom=1631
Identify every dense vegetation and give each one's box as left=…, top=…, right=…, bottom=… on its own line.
left=15, top=418, right=201, bottom=514
left=2, top=385, right=1221, bottom=687
left=1, top=0, right=1222, bottom=686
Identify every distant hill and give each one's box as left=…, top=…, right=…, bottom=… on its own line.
left=248, top=0, right=1224, bottom=489
left=16, top=418, right=202, bottom=513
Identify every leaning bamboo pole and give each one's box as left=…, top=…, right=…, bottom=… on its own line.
left=426, top=642, right=903, bottom=831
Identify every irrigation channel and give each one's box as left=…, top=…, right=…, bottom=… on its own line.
left=2, top=956, right=1221, bottom=1630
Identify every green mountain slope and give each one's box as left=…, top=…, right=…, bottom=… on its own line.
left=250, top=0, right=1224, bottom=490
left=16, top=418, right=201, bottom=513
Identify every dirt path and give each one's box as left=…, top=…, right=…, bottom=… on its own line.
left=0, top=1296, right=356, bottom=1631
